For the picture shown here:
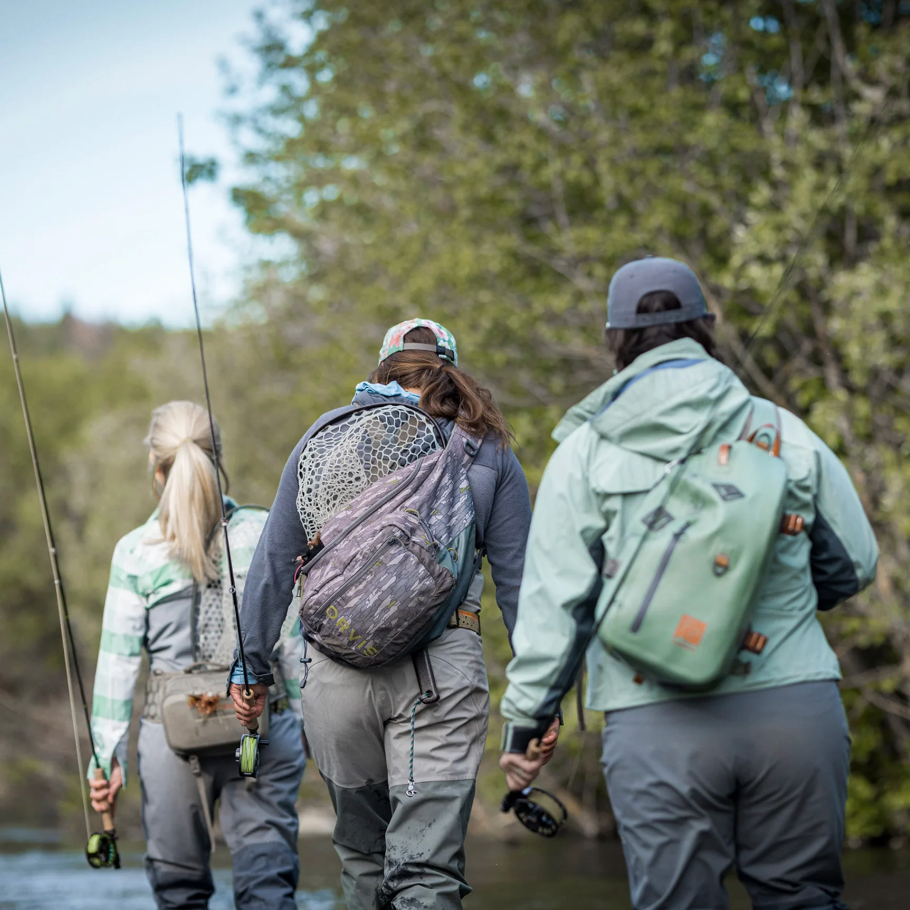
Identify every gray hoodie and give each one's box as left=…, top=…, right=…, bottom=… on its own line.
left=235, top=388, right=532, bottom=685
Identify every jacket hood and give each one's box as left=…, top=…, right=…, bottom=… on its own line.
left=553, top=339, right=753, bottom=462
left=351, top=385, right=456, bottom=440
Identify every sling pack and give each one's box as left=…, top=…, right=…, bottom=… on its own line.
left=595, top=399, right=794, bottom=690
left=295, top=403, right=481, bottom=669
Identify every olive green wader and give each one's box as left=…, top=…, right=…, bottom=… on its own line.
left=301, top=575, right=488, bottom=910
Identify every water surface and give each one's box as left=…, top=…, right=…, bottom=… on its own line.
left=1, top=829, right=907, bottom=909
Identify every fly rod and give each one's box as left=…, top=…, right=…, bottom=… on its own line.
left=1, top=268, right=120, bottom=869
left=176, top=114, right=264, bottom=777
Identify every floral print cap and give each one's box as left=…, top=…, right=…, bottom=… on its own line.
left=378, top=318, right=458, bottom=366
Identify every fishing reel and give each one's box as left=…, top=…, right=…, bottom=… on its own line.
left=85, top=829, right=120, bottom=869
left=86, top=770, right=121, bottom=868
left=500, top=786, right=568, bottom=838
left=236, top=730, right=268, bottom=778
left=235, top=688, right=268, bottom=778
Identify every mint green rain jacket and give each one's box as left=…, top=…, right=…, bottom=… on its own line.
left=501, top=338, right=878, bottom=751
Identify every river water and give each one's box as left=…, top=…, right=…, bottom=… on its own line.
left=1, top=828, right=908, bottom=909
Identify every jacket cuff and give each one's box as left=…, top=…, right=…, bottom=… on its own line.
left=501, top=718, right=553, bottom=754
left=227, top=658, right=274, bottom=692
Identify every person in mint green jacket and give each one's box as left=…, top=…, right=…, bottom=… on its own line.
left=500, top=258, right=878, bottom=910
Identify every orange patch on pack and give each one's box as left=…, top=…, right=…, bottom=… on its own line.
left=674, top=615, right=707, bottom=649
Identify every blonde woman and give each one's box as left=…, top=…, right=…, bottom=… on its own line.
left=87, top=401, right=305, bottom=910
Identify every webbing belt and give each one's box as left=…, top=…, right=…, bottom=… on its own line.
left=447, top=609, right=481, bottom=635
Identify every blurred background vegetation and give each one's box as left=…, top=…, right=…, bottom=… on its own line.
left=2, top=0, right=909, bottom=844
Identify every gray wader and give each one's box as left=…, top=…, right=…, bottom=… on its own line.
left=142, top=589, right=306, bottom=910
left=601, top=681, right=850, bottom=910
left=301, top=575, right=489, bottom=910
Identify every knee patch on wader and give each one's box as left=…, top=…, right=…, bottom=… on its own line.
left=144, top=856, right=214, bottom=910
left=324, top=775, right=392, bottom=854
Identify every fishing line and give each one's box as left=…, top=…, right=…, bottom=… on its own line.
left=1, top=266, right=100, bottom=841
left=177, top=115, right=262, bottom=775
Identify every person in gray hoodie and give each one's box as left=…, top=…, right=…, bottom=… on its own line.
left=228, top=319, right=549, bottom=910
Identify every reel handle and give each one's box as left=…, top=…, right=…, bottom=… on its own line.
left=242, top=687, right=259, bottom=734
left=93, top=768, right=115, bottom=832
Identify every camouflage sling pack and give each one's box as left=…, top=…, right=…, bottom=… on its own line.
left=295, top=402, right=482, bottom=668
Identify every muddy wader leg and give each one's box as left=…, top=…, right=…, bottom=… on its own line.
left=323, top=776, right=394, bottom=910
left=379, top=779, right=475, bottom=910
left=219, top=709, right=306, bottom=910
left=302, top=623, right=489, bottom=910
left=380, top=625, right=489, bottom=910
left=302, top=645, right=393, bottom=909
left=138, top=720, right=216, bottom=910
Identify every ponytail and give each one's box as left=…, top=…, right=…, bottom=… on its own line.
left=369, top=327, right=512, bottom=446
left=145, top=401, right=226, bottom=583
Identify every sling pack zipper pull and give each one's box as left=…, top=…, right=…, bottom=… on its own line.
left=630, top=521, right=691, bottom=633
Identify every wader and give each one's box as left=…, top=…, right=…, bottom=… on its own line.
left=601, top=681, right=850, bottom=910
left=141, top=586, right=305, bottom=910
left=301, top=575, right=489, bottom=910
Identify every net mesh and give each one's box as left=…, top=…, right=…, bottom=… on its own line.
left=297, top=405, right=443, bottom=541
left=194, top=514, right=263, bottom=665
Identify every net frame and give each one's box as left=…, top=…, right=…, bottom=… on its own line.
left=296, top=404, right=444, bottom=542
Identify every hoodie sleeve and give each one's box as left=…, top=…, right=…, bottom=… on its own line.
left=231, top=441, right=308, bottom=686
left=482, top=445, right=532, bottom=643
left=500, top=428, right=609, bottom=753
left=810, top=440, right=878, bottom=610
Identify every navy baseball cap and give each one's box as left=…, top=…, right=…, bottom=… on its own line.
left=606, top=257, right=710, bottom=329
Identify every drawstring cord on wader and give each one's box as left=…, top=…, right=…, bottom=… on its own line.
left=406, top=692, right=432, bottom=797
left=177, top=116, right=267, bottom=782
left=1, top=268, right=120, bottom=870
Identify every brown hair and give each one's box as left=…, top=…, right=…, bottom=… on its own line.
left=369, top=326, right=512, bottom=445
left=606, top=291, right=720, bottom=372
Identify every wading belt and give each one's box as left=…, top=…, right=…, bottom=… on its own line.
left=447, top=609, right=481, bottom=635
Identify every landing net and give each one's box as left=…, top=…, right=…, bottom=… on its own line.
left=195, top=511, right=297, bottom=664
left=296, top=405, right=443, bottom=541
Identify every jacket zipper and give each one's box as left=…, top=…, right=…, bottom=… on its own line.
left=315, top=535, right=401, bottom=616
left=630, top=521, right=691, bottom=633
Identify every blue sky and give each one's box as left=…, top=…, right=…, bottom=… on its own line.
left=0, top=0, right=282, bottom=326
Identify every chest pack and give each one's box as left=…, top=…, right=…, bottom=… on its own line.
left=295, top=403, right=481, bottom=668
left=595, top=400, right=798, bottom=690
